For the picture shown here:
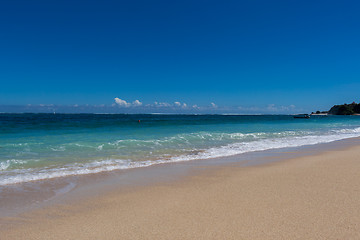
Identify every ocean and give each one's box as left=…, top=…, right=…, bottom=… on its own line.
left=1, top=113, right=360, bottom=186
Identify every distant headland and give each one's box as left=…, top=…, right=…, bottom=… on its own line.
left=312, top=102, right=360, bottom=115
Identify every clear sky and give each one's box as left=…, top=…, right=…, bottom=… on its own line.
left=1, top=0, right=359, bottom=113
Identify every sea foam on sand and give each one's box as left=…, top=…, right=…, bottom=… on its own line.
left=2, top=140, right=360, bottom=239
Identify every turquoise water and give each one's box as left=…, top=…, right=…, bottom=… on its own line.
left=1, top=114, right=360, bottom=185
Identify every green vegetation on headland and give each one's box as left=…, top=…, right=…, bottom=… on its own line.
left=327, top=102, right=360, bottom=115
left=311, top=110, right=329, bottom=115
left=311, top=102, right=360, bottom=115
left=329, top=102, right=360, bottom=115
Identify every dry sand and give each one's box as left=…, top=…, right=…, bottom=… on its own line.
left=1, top=144, right=360, bottom=239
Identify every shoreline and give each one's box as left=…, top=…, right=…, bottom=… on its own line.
left=1, top=137, right=359, bottom=219
left=1, top=138, right=360, bottom=239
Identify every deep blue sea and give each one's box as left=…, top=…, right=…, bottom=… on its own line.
left=1, top=113, right=360, bottom=186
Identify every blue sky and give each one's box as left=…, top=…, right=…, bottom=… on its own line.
left=1, top=0, right=359, bottom=113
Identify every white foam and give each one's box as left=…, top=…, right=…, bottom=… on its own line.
left=0, top=161, right=10, bottom=171
left=0, top=159, right=27, bottom=171
left=50, top=146, right=66, bottom=151
left=1, top=127, right=360, bottom=186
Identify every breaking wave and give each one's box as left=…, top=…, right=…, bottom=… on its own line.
left=1, top=127, right=360, bottom=185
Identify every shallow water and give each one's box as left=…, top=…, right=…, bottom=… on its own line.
left=1, top=113, right=360, bottom=185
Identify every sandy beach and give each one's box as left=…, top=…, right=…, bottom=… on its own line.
left=2, top=142, right=360, bottom=239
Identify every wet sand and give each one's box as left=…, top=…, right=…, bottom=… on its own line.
left=1, top=143, right=360, bottom=239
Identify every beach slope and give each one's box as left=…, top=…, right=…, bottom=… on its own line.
left=2, top=144, right=360, bottom=239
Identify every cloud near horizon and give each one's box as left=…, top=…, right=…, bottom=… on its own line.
left=114, top=98, right=142, bottom=107
left=266, top=104, right=296, bottom=112
left=132, top=100, right=142, bottom=107
left=115, top=99, right=191, bottom=109
left=0, top=101, right=302, bottom=114
left=111, top=98, right=300, bottom=113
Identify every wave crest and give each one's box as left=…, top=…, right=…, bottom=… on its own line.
left=1, top=127, right=360, bottom=185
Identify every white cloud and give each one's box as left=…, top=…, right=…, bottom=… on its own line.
left=160, top=102, right=171, bottom=107
left=267, top=104, right=276, bottom=111
left=114, top=98, right=143, bottom=107
left=132, top=100, right=142, bottom=106
left=210, top=102, right=217, bottom=108
left=280, top=104, right=296, bottom=111
left=114, top=98, right=131, bottom=107
left=174, top=102, right=187, bottom=108
left=266, top=104, right=297, bottom=112
left=39, top=104, right=54, bottom=107
left=154, top=102, right=171, bottom=107
left=192, top=104, right=199, bottom=109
